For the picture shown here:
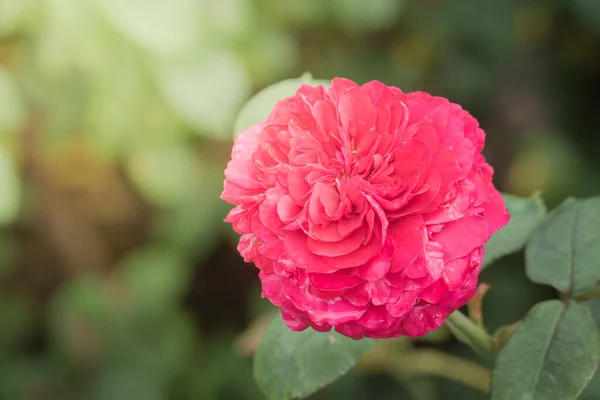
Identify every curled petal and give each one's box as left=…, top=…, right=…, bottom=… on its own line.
left=221, top=78, right=509, bottom=339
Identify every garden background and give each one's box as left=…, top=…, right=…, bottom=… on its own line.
left=1, top=0, right=600, bottom=399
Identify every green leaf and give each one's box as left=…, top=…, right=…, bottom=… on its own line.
left=254, top=314, right=373, bottom=400
left=483, top=193, right=546, bottom=269
left=525, top=197, right=600, bottom=298
left=233, top=73, right=331, bottom=137
left=491, top=300, right=599, bottom=400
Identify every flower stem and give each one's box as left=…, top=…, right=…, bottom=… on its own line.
left=388, top=350, right=491, bottom=393
left=359, top=344, right=491, bottom=393
left=445, top=310, right=493, bottom=356
left=574, top=287, right=600, bottom=303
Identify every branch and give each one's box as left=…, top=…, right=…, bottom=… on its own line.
left=359, top=346, right=491, bottom=393
left=445, top=310, right=493, bottom=356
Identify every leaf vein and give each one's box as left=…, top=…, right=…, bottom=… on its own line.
left=566, top=204, right=581, bottom=298
left=283, top=333, right=315, bottom=399
left=530, top=304, right=566, bottom=396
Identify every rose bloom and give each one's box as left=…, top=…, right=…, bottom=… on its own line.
left=221, top=78, right=509, bottom=339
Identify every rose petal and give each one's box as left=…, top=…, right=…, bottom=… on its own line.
left=309, top=270, right=363, bottom=291
left=221, top=78, right=509, bottom=340
left=433, top=215, right=489, bottom=260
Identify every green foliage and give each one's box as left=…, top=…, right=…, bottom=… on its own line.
left=150, top=162, right=230, bottom=255
left=526, top=197, right=600, bottom=298
left=95, top=0, right=202, bottom=56
left=483, top=193, right=547, bottom=269
left=0, top=146, right=21, bottom=225
left=254, top=314, right=373, bottom=400
left=331, top=0, right=406, bottom=32
left=0, top=0, right=39, bottom=35
left=119, top=246, right=192, bottom=314
left=0, top=0, right=599, bottom=399
left=491, top=300, right=599, bottom=400
left=0, top=296, right=35, bottom=354
left=158, top=52, right=252, bottom=138
left=0, top=69, right=25, bottom=134
left=126, top=145, right=201, bottom=207
left=573, top=0, right=600, bottom=33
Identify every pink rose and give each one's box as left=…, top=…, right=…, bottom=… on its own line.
left=221, top=78, right=509, bottom=339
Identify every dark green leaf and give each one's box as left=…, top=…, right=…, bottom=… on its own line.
left=581, top=299, right=600, bottom=399
left=253, top=314, right=373, bottom=400
left=525, top=197, right=600, bottom=298
left=483, top=193, right=546, bottom=269
left=234, top=73, right=331, bottom=136
left=491, top=300, right=599, bottom=400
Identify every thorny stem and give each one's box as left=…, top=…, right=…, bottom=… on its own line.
left=445, top=310, right=493, bottom=357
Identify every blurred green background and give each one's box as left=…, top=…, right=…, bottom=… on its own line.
left=1, top=0, right=600, bottom=399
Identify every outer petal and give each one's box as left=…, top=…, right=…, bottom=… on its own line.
left=221, top=78, right=509, bottom=340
